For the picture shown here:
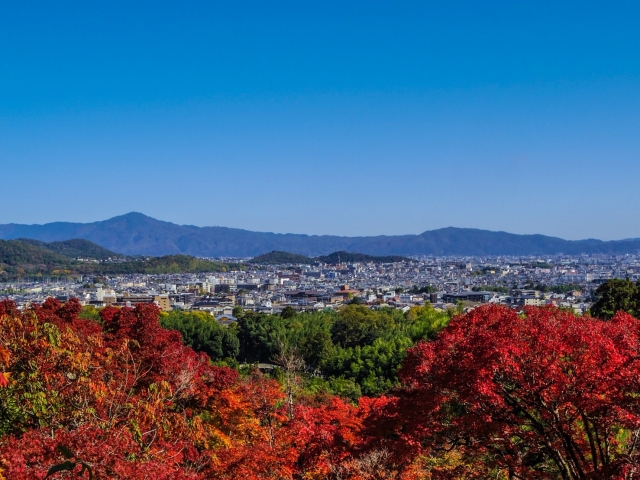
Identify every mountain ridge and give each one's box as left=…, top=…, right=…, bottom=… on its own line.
left=1, top=212, right=640, bottom=257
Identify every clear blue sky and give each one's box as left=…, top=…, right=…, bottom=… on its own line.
left=1, top=1, right=639, bottom=240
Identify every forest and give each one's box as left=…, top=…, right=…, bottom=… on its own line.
left=1, top=279, right=640, bottom=478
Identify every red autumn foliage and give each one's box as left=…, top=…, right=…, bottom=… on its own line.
left=380, top=304, right=640, bottom=479
left=4, top=299, right=640, bottom=478
left=0, top=299, right=376, bottom=479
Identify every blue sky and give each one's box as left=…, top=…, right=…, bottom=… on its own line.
left=1, top=1, right=639, bottom=239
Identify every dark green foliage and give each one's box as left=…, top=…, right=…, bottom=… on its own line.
left=322, top=305, right=449, bottom=396
left=90, top=255, right=235, bottom=275
left=155, top=303, right=450, bottom=400
left=321, top=336, right=413, bottom=396
left=289, top=313, right=335, bottom=368
left=550, top=284, right=582, bottom=294
left=19, top=238, right=120, bottom=260
left=330, top=305, right=403, bottom=349
left=0, top=238, right=238, bottom=279
left=236, top=311, right=334, bottom=367
left=316, top=251, right=410, bottom=264
left=234, top=304, right=449, bottom=398
left=236, top=312, right=273, bottom=363
left=409, top=284, right=437, bottom=294
left=326, top=377, right=362, bottom=402
left=0, top=240, right=71, bottom=267
left=280, top=306, right=297, bottom=319
left=250, top=251, right=313, bottom=264
left=591, top=278, right=640, bottom=320
left=160, top=311, right=239, bottom=360
left=302, top=376, right=363, bottom=403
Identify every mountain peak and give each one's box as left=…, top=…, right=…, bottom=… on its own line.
left=113, top=212, right=155, bottom=221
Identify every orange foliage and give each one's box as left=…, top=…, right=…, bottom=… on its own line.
left=0, top=299, right=401, bottom=479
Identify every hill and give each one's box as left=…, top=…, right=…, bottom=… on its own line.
left=0, top=239, right=238, bottom=279
left=3, top=212, right=640, bottom=256
left=91, top=255, right=236, bottom=275
left=250, top=251, right=314, bottom=264
left=316, top=251, right=411, bottom=264
left=0, top=240, right=73, bottom=267
left=18, top=238, right=122, bottom=260
left=249, top=250, right=410, bottom=265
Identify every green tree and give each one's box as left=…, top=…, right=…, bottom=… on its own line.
left=159, top=310, right=239, bottom=360
left=410, top=284, right=436, bottom=294
left=591, top=278, right=639, bottom=319
left=404, top=304, right=450, bottom=341
left=321, top=336, right=413, bottom=396
left=330, top=305, right=401, bottom=349
left=78, top=305, right=102, bottom=324
left=347, top=296, right=363, bottom=305
left=280, top=306, right=297, bottom=319
left=234, top=304, right=450, bottom=399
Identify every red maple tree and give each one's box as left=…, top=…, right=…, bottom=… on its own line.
left=384, top=304, right=640, bottom=479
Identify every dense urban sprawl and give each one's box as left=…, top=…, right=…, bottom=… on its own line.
left=3, top=253, right=636, bottom=317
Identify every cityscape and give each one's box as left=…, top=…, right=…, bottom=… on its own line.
left=4, top=252, right=637, bottom=317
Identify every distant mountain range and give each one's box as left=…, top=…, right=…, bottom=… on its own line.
left=1, top=212, right=640, bottom=257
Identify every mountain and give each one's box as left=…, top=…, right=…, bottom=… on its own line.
left=0, top=213, right=191, bottom=256
left=2, top=212, right=640, bottom=257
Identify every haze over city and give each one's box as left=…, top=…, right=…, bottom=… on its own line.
left=1, top=1, right=639, bottom=240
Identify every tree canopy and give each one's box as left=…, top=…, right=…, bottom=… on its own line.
left=591, top=278, right=640, bottom=319
left=3, top=296, right=640, bottom=477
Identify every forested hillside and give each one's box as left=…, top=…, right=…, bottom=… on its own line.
left=0, top=239, right=237, bottom=278
left=249, top=250, right=314, bottom=264
left=316, top=251, right=411, bottom=264
left=18, top=238, right=122, bottom=260
left=0, top=240, right=72, bottom=267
